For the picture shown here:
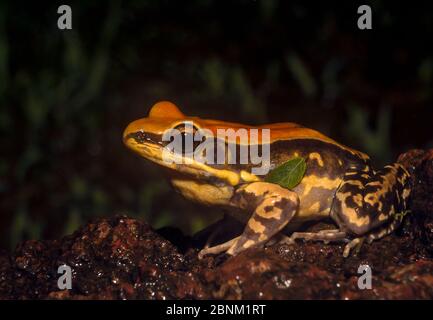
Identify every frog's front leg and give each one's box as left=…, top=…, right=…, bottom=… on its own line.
left=198, top=182, right=299, bottom=258
left=227, top=182, right=300, bottom=255
left=332, top=163, right=411, bottom=257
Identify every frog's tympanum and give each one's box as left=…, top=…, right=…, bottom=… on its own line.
left=123, top=101, right=411, bottom=258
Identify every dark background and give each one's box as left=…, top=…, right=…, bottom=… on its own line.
left=1, top=0, right=432, bottom=250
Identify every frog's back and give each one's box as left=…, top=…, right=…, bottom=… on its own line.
left=267, top=122, right=370, bottom=170
left=270, top=138, right=368, bottom=172
left=210, top=120, right=369, bottom=166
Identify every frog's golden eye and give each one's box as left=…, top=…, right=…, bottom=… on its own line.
left=172, top=123, right=201, bottom=155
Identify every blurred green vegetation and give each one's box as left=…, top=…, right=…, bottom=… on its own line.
left=1, top=1, right=432, bottom=249
left=345, top=104, right=392, bottom=165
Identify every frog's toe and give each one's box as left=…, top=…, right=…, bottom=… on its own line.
left=265, top=234, right=293, bottom=246
left=198, top=236, right=240, bottom=259
left=343, top=237, right=365, bottom=257
left=273, top=234, right=295, bottom=245
left=281, top=230, right=348, bottom=246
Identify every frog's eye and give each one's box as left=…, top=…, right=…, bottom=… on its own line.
left=173, top=122, right=199, bottom=133
left=172, top=123, right=201, bottom=155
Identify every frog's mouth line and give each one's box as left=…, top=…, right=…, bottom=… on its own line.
left=124, top=135, right=180, bottom=169
left=123, top=134, right=241, bottom=186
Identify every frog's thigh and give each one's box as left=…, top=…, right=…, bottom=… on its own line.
left=331, top=163, right=410, bottom=256
left=332, top=163, right=409, bottom=236
left=227, top=182, right=299, bottom=256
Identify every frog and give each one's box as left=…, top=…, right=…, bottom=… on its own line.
left=123, top=101, right=412, bottom=258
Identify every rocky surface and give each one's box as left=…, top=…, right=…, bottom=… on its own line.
left=1, top=149, right=433, bottom=300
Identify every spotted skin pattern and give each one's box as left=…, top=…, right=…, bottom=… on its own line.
left=329, top=163, right=411, bottom=256
left=332, top=163, right=411, bottom=236
left=200, top=151, right=411, bottom=258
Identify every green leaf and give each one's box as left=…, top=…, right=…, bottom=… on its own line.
left=265, top=157, right=307, bottom=189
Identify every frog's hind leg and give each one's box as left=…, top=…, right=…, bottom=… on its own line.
left=343, top=216, right=403, bottom=256
left=331, top=163, right=411, bottom=257
left=366, top=214, right=404, bottom=243
left=340, top=217, right=404, bottom=257
left=226, top=182, right=300, bottom=256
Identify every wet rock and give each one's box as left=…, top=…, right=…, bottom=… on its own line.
left=0, top=149, right=432, bottom=299
left=0, top=216, right=210, bottom=299
left=398, top=149, right=433, bottom=255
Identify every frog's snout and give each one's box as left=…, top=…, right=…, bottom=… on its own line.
left=123, top=119, right=168, bottom=151
left=123, top=119, right=142, bottom=143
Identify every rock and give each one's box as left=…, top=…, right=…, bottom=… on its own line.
left=0, top=216, right=209, bottom=299
left=0, top=149, right=433, bottom=299
left=398, top=149, right=433, bottom=255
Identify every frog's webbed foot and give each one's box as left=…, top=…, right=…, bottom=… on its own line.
left=274, top=230, right=367, bottom=257
left=281, top=229, right=349, bottom=245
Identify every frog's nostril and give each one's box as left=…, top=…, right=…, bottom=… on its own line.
left=123, top=131, right=146, bottom=143
left=123, top=130, right=164, bottom=146
left=123, top=118, right=150, bottom=141
left=128, top=132, right=145, bottom=143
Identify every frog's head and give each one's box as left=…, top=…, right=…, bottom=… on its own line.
left=123, top=102, right=267, bottom=204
